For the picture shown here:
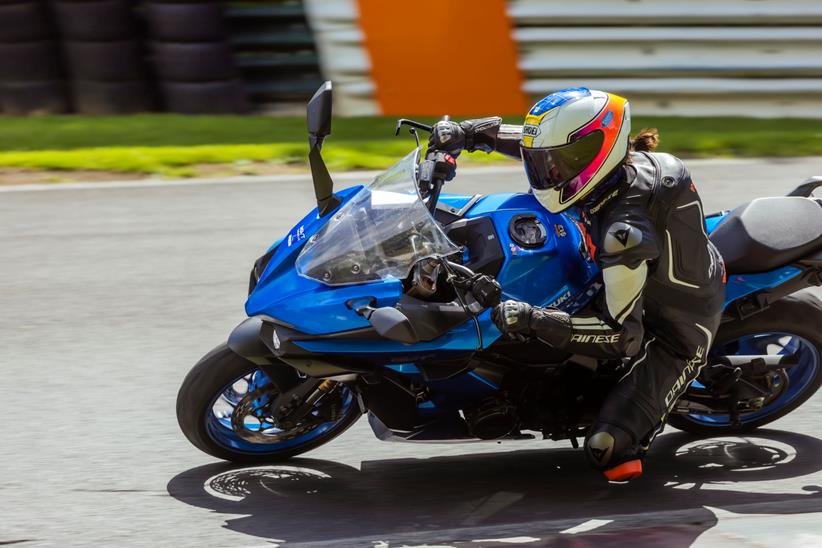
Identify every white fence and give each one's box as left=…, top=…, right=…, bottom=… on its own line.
left=306, top=0, right=822, bottom=118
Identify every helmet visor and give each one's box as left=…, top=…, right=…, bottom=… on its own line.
left=522, top=130, right=604, bottom=192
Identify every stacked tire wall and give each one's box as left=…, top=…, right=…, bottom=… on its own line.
left=0, top=0, right=320, bottom=115
left=0, top=0, right=69, bottom=114
left=53, top=0, right=152, bottom=114
left=145, top=1, right=248, bottom=113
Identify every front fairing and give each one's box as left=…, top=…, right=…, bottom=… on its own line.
left=245, top=185, right=405, bottom=335
left=246, top=150, right=459, bottom=338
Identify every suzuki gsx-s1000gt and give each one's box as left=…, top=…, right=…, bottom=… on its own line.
left=178, top=82, right=822, bottom=462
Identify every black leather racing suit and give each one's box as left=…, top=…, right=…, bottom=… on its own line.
left=454, top=118, right=727, bottom=469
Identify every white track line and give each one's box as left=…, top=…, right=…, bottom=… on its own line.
left=560, top=519, right=614, bottom=534
left=0, top=165, right=524, bottom=193
left=2, top=156, right=815, bottom=193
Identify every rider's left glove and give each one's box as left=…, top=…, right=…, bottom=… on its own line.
left=492, top=300, right=533, bottom=334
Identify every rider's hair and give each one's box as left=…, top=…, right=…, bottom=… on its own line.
left=629, top=128, right=660, bottom=152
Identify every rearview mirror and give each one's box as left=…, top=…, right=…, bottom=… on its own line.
left=368, top=307, right=420, bottom=344
left=307, top=81, right=332, bottom=138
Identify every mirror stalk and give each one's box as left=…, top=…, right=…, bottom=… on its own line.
left=306, top=81, right=340, bottom=217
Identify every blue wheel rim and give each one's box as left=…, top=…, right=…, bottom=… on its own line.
left=684, top=332, right=820, bottom=427
left=205, top=370, right=356, bottom=454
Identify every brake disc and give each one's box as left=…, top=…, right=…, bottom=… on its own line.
left=230, top=384, right=342, bottom=444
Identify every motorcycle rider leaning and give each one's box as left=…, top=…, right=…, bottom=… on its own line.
left=429, top=88, right=726, bottom=481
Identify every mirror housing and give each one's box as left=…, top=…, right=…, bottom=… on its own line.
left=368, top=307, right=420, bottom=344
left=307, top=81, right=333, bottom=140
left=306, top=81, right=340, bottom=216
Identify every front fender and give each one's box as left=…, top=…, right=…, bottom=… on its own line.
left=227, top=316, right=281, bottom=365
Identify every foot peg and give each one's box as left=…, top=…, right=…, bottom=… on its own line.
left=603, top=459, right=643, bottom=482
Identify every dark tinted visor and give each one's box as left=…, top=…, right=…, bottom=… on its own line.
left=522, top=130, right=604, bottom=191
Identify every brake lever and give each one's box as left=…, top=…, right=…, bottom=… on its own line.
left=395, top=119, right=434, bottom=136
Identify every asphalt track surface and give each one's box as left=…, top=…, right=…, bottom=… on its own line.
left=3, top=156, right=822, bottom=548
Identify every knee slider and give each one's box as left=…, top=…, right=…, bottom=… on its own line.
left=585, top=424, right=634, bottom=469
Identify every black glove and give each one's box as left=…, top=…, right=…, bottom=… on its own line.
left=529, top=307, right=573, bottom=348
left=428, top=120, right=466, bottom=157
left=492, top=300, right=533, bottom=334
left=470, top=274, right=502, bottom=308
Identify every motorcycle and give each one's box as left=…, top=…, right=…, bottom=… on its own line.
left=177, top=82, right=822, bottom=462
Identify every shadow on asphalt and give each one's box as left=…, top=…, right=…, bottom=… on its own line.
left=167, top=430, right=822, bottom=547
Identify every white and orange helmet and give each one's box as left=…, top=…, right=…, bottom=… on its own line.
left=520, top=88, right=631, bottom=213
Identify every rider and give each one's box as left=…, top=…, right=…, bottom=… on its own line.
left=429, top=88, right=726, bottom=481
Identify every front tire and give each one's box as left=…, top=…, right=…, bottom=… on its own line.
left=176, top=343, right=361, bottom=462
left=670, top=290, right=822, bottom=435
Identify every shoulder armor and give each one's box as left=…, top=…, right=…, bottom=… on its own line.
left=603, top=221, right=643, bottom=253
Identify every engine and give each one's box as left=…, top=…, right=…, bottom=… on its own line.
left=464, top=395, right=519, bottom=440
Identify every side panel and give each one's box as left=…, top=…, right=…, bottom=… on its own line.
left=724, top=266, right=803, bottom=306
left=707, top=210, right=805, bottom=308
left=466, top=192, right=600, bottom=310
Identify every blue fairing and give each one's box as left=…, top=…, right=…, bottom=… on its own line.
left=465, top=193, right=599, bottom=310
left=706, top=211, right=804, bottom=307
left=246, top=186, right=407, bottom=335
left=247, top=187, right=601, bottom=350
left=250, top=199, right=800, bottom=347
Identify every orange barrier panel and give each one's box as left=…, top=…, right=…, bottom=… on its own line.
left=356, top=0, right=528, bottom=116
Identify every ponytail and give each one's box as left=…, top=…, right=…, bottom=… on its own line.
left=629, top=128, right=660, bottom=152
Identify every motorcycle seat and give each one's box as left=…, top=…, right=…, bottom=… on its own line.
left=709, top=196, right=822, bottom=274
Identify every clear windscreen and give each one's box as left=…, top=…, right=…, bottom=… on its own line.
left=295, top=149, right=459, bottom=286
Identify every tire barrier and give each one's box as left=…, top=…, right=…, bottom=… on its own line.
left=0, top=80, right=69, bottom=115
left=0, top=0, right=68, bottom=114
left=52, top=0, right=136, bottom=41
left=145, top=1, right=248, bottom=113
left=55, top=0, right=152, bottom=114
left=151, top=42, right=235, bottom=83
left=0, top=0, right=323, bottom=115
left=144, top=2, right=225, bottom=43
left=0, top=0, right=49, bottom=42
left=64, top=40, right=146, bottom=82
left=71, top=80, right=154, bottom=115
left=160, top=80, right=248, bottom=114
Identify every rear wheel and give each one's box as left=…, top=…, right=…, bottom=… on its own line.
left=177, top=344, right=361, bottom=462
left=670, top=290, right=822, bottom=434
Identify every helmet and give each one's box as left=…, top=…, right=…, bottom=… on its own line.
left=521, top=88, right=631, bottom=213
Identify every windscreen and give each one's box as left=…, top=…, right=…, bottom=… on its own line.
left=295, top=149, right=459, bottom=286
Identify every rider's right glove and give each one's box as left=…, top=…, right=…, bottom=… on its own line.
left=428, top=121, right=466, bottom=157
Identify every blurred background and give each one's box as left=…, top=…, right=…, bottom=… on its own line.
left=0, top=0, right=820, bottom=181
left=3, top=4, right=822, bottom=545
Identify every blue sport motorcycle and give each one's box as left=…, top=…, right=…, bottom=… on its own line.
left=177, top=82, right=822, bottom=462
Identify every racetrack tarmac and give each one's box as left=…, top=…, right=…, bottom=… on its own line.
left=2, top=156, right=822, bottom=547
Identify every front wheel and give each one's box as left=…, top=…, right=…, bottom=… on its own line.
left=176, top=344, right=361, bottom=462
left=670, top=290, right=822, bottom=435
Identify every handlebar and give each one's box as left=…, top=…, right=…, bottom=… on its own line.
left=418, top=149, right=455, bottom=213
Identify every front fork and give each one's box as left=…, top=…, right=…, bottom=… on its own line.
left=269, top=378, right=339, bottom=427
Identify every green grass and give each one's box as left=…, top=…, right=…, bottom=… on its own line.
left=0, top=114, right=819, bottom=177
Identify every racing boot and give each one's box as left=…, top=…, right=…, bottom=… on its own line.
left=585, top=423, right=644, bottom=481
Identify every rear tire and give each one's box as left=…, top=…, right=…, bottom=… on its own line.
left=176, top=343, right=361, bottom=462
left=669, top=290, right=822, bottom=434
